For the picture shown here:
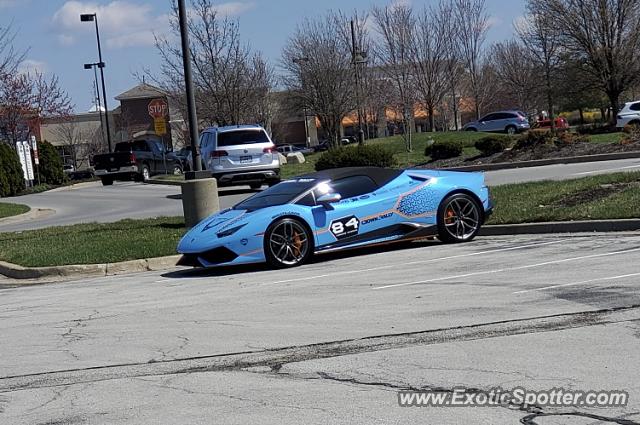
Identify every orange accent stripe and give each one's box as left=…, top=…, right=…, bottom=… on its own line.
left=239, top=249, right=262, bottom=257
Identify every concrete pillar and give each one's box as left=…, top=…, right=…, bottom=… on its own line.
left=181, top=178, right=219, bottom=228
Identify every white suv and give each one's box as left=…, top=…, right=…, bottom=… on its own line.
left=199, top=125, right=280, bottom=188
left=617, top=101, right=640, bottom=129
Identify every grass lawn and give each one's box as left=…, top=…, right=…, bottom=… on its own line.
left=281, top=131, right=486, bottom=178
left=1, top=172, right=638, bottom=267
left=487, top=171, right=640, bottom=224
left=153, top=173, right=185, bottom=182
left=0, top=203, right=30, bottom=219
left=586, top=132, right=625, bottom=144
left=0, top=217, right=185, bottom=267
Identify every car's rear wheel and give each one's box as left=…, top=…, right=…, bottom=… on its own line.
left=465, top=127, right=477, bottom=132
left=264, top=218, right=313, bottom=268
left=249, top=182, right=262, bottom=190
left=101, top=177, right=113, bottom=186
left=437, top=193, right=482, bottom=243
left=506, top=125, right=517, bottom=135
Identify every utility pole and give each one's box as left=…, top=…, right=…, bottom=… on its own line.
left=351, top=20, right=365, bottom=146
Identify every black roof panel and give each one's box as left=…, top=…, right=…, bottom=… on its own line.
left=299, top=167, right=402, bottom=189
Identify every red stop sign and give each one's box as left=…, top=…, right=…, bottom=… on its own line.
left=148, top=98, right=168, bottom=119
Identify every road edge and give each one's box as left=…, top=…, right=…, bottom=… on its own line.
left=428, top=150, right=640, bottom=172
left=480, top=219, right=640, bottom=235
left=1, top=220, right=639, bottom=281
left=0, top=255, right=181, bottom=280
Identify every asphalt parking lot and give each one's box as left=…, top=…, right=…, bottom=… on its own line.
left=1, top=232, right=639, bottom=424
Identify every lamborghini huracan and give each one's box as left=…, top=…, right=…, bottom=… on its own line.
left=177, top=167, right=493, bottom=268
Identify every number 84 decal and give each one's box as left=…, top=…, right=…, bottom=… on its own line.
left=329, top=215, right=360, bottom=239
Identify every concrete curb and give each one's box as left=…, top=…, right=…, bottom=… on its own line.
left=480, top=219, right=640, bottom=236
left=47, top=181, right=100, bottom=192
left=146, top=178, right=184, bottom=186
left=429, top=150, right=640, bottom=172
left=0, top=208, right=54, bottom=226
left=0, top=255, right=181, bottom=280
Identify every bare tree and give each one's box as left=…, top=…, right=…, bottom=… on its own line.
left=532, top=0, right=640, bottom=121
left=52, top=119, right=87, bottom=169
left=491, top=40, right=541, bottom=113
left=281, top=14, right=355, bottom=146
left=411, top=4, right=450, bottom=132
left=516, top=9, right=562, bottom=130
left=372, top=4, right=416, bottom=151
left=151, top=0, right=275, bottom=138
left=0, top=71, right=72, bottom=146
left=0, top=23, right=24, bottom=80
left=454, top=0, right=491, bottom=120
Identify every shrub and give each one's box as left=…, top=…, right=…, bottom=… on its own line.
left=315, top=144, right=397, bottom=171
left=474, top=135, right=513, bottom=156
left=424, top=140, right=463, bottom=160
left=553, top=132, right=589, bottom=146
left=0, top=143, right=25, bottom=197
left=576, top=123, right=616, bottom=135
left=513, top=130, right=554, bottom=150
left=38, top=141, right=65, bottom=185
left=623, top=123, right=640, bottom=134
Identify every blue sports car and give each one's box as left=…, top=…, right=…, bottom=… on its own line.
left=177, top=167, right=493, bottom=269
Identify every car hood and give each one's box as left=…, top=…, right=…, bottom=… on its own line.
left=192, top=208, right=251, bottom=234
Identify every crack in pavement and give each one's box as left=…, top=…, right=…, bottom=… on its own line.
left=279, top=372, right=639, bottom=425
left=1, top=304, right=639, bottom=395
left=521, top=411, right=640, bottom=424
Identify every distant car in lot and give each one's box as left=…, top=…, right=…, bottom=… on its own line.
left=177, top=167, right=492, bottom=269
left=535, top=116, right=570, bottom=130
left=93, top=138, right=182, bottom=186
left=277, top=144, right=314, bottom=155
left=199, top=125, right=280, bottom=189
left=173, top=147, right=192, bottom=171
left=463, top=110, right=530, bottom=135
left=616, top=101, right=640, bottom=129
left=63, top=164, right=75, bottom=174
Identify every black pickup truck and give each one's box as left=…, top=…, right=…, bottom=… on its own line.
left=93, top=139, right=182, bottom=186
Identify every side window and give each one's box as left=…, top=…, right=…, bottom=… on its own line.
left=296, top=192, right=315, bottom=207
left=481, top=114, right=497, bottom=122
left=133, top=141, right=149, bottom=152
left=502, top=113, right=517, bottom=119
left=329, top=176, right=378, bottom=199
left=630, top=103, right=640, bottom=111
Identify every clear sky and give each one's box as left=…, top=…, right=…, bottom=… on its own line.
left=2, top=0, right=526, bottom=112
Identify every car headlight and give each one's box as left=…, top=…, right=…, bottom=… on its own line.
left=216, top=223, right=247, bottom=238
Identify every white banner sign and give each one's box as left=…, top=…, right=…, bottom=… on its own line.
left=30, top=135, right=39, bottom=165
left=16, top=141, right=34, bottom=181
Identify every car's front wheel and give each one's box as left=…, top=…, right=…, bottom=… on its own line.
left=437, top=193, right=482, bottom=243
left=264, top=218, right=313, bottom=268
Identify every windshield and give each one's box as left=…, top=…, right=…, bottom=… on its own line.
left=218, top=129, right=269, bottom=147
left=234, top=178, right=318, bottom=211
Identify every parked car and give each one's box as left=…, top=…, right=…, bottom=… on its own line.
left=313, top=140, right=331, bottom=152
left=63, top=164, right=75, bottom=174
left=277, top=144, right=314, bottom=155
left=93, top=138, right=182, bottom=186
left=174, top=147, right=193, bottom=172
left=535, top=116, right=570, bottom=130
left=616, top=101, right=640, bottom=129
left=463, top=110, right=530, bottom=134
left=199, top=125, right=280, bottom=189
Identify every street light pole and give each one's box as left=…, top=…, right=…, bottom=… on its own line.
left=81, top=13, right=113, bottom=153
left=351, top=20, right=365, bottom=146
left=84, top=62, right=106, bottom=147
left=177, top=0, right=204, bottom=177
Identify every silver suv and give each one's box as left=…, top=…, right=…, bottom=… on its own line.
left=463, top=110, right=530, bottom=134
left=199, top=125, right=280, bottom=188
left=616, top=101, right=640, bottom=129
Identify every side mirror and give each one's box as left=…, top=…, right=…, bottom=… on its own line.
left=317, top=192, right=342, bottom=209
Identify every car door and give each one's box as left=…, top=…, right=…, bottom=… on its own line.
left=477, top=114, right=496, bottom=132
left=313, top=175, right=400, bottom=249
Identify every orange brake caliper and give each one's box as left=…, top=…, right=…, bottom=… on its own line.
left=292, top=232, right=303, bottom=256
left=445, top=208, right=456, bottom=224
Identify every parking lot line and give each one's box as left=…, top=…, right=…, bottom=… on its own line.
left=372, top=246, right=640, bottom=290
left=262, top=240, right=567, bottom=286
left=513, top=272, right=640, bottom=294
